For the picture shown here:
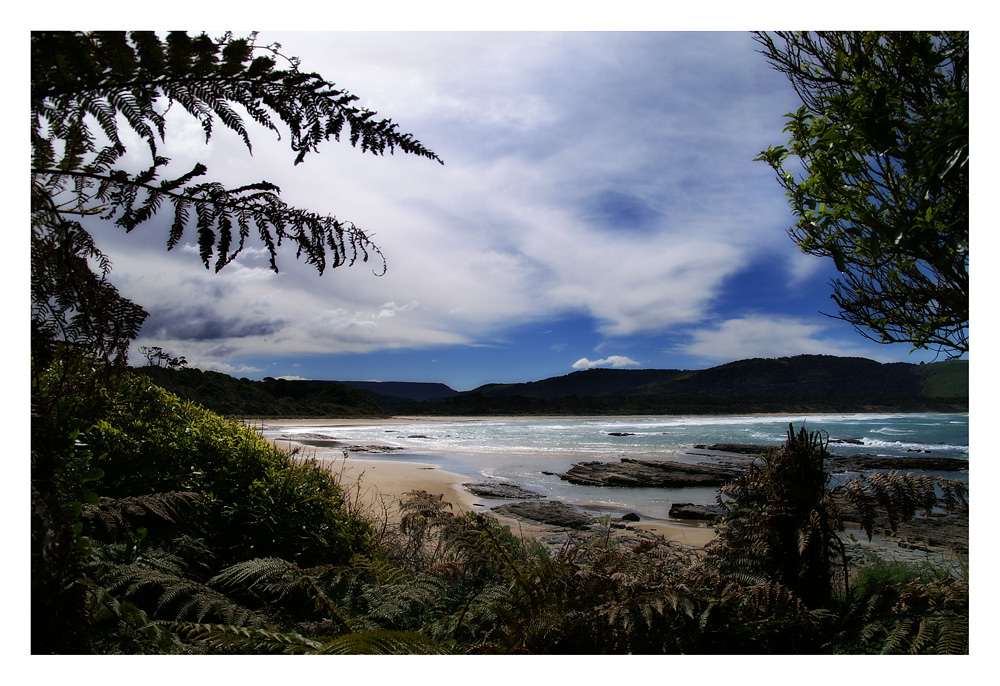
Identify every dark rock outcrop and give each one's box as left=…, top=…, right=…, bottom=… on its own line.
left=463, top=482, right=545, bottom=500
left=827, top=454, right=968, bottom=473
left=347, top=444, right=405, bottom=453
left=492, top=501, right=595, bottom=529
left=669, top=502, right=724, bottom=522
left=560, top=458, right=745, bottom=488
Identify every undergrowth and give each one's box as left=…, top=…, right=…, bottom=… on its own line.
left=32, top=359, right=969, bottom=654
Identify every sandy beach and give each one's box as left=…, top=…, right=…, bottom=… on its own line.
left=268, top=423, right=717, bottom=548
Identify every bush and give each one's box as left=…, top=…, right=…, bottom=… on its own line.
left=74, top=371, right=371, bottom=567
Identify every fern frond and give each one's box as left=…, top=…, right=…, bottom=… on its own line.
left=94, top=561, right=263, bottom=627
left=209, top=556, right=297, bottom=590
left=81, top=491, right=200, bottom=542
left=167, top=621, right=323, bottom=654
left=315, top=629, right=452, bottom=655
left=88, top=581, right=188, bottom=654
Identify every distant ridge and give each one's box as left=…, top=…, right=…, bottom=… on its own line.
left=331, top=380, right=459, bottom=403
left=133, top=354, right=967, bottom=417
left=466, top=355, right=967, bottom=400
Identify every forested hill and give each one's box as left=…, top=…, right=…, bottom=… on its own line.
left=133, top=366, right=385, bottom=417
left=470, top=356, right=968, bottom=400
left=133, top=355, right=967, bottom=418
left=391, top=355, right=967, bottom=415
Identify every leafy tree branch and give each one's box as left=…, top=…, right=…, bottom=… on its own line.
left=754, top=31, right=968, bottom=357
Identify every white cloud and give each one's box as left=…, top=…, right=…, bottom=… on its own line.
left=572, top=355, right=641, bottom=370
left=83, top=32, right=815, bottom=375
left=675, top=315, right=895, bottom=362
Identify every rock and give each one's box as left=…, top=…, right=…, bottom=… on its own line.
left=669, top=502, right=724, bottom=522
left=620, top=512, right=641, bottom=522
left=559, top=458, right=745, bottom=488
left=347, top=445, right=405, bottom=453
left=607, top=432, right=635, bottom=436
left=463, top=482, right=545, bottom=500
left=830, top=438, right=864, bottom=445
left=827, top=454, right=968, bottom=473
left=291, top=438, right=344, bottom=449
left=492, top=501, right=595, bottom=529
left=886, top=510, right=969, bottom=554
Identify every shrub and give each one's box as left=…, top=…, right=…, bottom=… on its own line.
left=76, top=372, right=371, bottom=567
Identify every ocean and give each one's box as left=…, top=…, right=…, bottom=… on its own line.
left=261, top=413, right=969, bottom=522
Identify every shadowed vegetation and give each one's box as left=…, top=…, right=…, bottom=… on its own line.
left=32, top=363, right=969, bottom=654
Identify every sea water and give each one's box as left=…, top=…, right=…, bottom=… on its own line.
left=261, top=413, right=969, bottom=522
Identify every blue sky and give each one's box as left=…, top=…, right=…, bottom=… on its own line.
left=73, top=27, right=968, bottom=391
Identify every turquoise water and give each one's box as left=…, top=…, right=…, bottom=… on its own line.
left=262, top=413, right=968, bottom=520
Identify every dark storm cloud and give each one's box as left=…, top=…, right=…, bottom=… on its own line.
left=142, top=304, right=287, bottom=342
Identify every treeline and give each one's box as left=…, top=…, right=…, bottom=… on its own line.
left=134, top=357, right=968, bottom=419
left=134, top=366, right=385, bottom=418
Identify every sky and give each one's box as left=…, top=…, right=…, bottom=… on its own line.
left=57, top=23, right=973, bottom=391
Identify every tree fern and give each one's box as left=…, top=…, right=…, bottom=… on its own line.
left=81, top=491, right=201, bottom=542
left=94, top=561, right=263, bottom=626
left=31, top=30, right=441, bottom=366
left=88, top=581, right=189, bottom=654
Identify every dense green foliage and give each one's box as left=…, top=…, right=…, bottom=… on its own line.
left=31, top=358, right=375, bottom=652
left=83, top=374, right=371, bottom=566
left=135, top=365, right=384, bottom=417
left=755, top=32, right=968, bottom=356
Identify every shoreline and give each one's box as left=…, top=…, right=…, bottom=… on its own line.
left=260, top=409, right=968, bottom=428
left=270, top=431, right=719, bottom=548
left=263, top=413, right=967, bottom=554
